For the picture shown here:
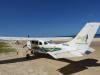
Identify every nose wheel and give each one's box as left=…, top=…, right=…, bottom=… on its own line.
left=25, top=49, right=32, bottom=59
left=25, top=49, right=36, bottom=59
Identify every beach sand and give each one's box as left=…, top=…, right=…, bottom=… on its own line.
left=0, top=38, right=100, bottom=75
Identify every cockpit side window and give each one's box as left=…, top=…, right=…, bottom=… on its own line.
left=44, top=42, right=48, bottom=45
left=31, top=41, right=34, bottom=44
left=39, top=42, right=42, bottom=45
left=31, top=40, right=43, bottom=45
left=31, top=40, right=38, bottom=45
left=35, top=41, right=38, bottom=45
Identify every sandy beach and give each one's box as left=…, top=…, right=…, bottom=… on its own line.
left=0, top=38, right=100, bottom=75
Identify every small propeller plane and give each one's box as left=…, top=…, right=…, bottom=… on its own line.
left=0, top=22, right=100, bottom=59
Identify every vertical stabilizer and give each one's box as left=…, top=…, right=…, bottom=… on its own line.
left=68, top=22, right=100, bottom=46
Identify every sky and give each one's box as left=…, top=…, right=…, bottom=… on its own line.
left=0, top=0, right=100, bottom=37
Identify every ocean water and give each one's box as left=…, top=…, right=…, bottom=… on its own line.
left=60, top=34, right=100, bottom=38
left=95, top=34, right=100, bottom=38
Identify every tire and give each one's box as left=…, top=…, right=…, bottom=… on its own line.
left=31, top=50, right=34, bottom=54
left=26, top=54, right=30, bottom=59
left=34, top=52, right=39, bottom=56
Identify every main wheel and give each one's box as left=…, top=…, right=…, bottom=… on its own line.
left=31, top=50, right=34, bottom=54
left=34, top=52, right=39, bottom=56
left=26, top=54, right=30, bottom=59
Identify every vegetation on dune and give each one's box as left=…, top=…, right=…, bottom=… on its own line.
left=0, top=42, right=15, bottom=53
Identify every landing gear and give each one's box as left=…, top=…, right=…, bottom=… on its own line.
left=25, top=49, right=35, bottom=59
left=31, top=50, right=34, bottom=54
left=34, top=52, right=39, bottom=56
left=26, top=54, right=30, bottom=59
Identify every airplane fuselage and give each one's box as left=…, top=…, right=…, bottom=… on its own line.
left=27, top=40, right=93, bottom=58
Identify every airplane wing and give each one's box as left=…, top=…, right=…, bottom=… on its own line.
left=0, top=36, right=72, bottom=41
left=47, top=49, right=83, bottom=59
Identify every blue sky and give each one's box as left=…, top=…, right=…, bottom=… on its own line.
left=0, top=0, right=100, bottom=37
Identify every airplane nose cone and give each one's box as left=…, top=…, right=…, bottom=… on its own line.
left=85, top=51, right=92, bottom=55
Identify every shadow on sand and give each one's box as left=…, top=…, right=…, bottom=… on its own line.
left=0, top=54, right=54, bottom=64
left=0, top=54, right=100, bottom=75
left=58, top=58, right=100, bottom=75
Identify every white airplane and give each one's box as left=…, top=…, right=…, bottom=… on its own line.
left=0, top=22, right=100, bottom=59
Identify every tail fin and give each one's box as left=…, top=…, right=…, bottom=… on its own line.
left=68, top=22, right=100, bottom=46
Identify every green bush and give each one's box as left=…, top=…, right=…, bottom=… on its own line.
left=0, top=42, right=15, bottom=53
